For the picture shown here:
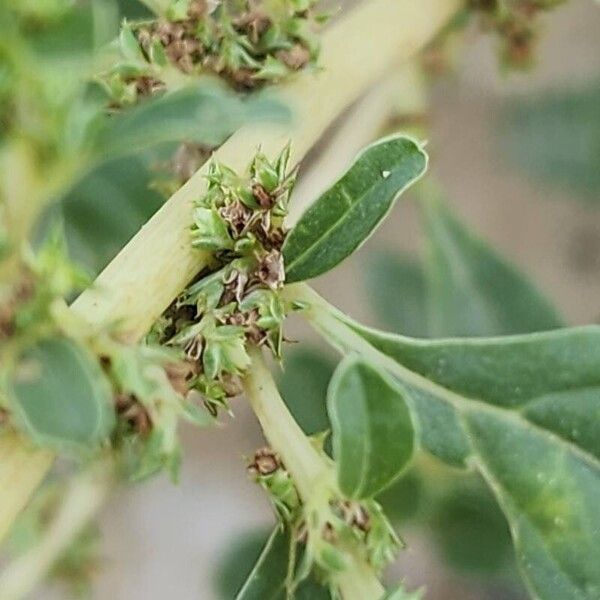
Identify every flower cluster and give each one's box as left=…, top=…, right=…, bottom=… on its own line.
left=247, top=444, right=401, bottom=589
left=150, top=145, right=299, bottom=415
left=470, top=0, right=567, bottom=68
left=0, top=231, right=208, bottom=482
left=102, top=0, right=323, bottom=105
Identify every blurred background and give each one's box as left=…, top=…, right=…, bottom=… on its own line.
left=38, top=0, right=600, bottom=598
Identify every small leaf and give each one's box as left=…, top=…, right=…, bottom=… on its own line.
left=327, top=356, right=415, bottom=499
left=422, top=196, right=563, bottom=337
left=363, top=252, right=429, bottom=338
left=234, top=527, right=332, bottom=600
left=283, top=135, right=427, bottom=283
left=93, top=86, right=290, bottom=159
left=278, top=347, right=336, bottom=435
left=9, top=337, right=115, bottom=451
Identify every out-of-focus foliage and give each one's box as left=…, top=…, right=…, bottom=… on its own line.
left=278, top=347, right=336, bottom=436
left=364, top=253, right=429, bottom=338
left=10, top=337, right=115, bottom=452
left=0, top=0, right=289, bottom=482
left=103, top=0, right=323, bottom=106
left=364, top=194, right=563, bottom=337
left=7, top=482, right=101, bottom=596
left=58, top=155, right=164, bottom=275
left=499, top=83, right=600, bottom=203
left=215, top=527, right=332, bottom=599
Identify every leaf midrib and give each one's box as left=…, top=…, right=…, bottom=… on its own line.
left=392, top=354, right=600, bottom=472
left=470, top=453, right=588, bottom=600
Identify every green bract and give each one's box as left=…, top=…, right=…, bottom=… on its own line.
left=283, top=135, right=428, bottom=283
left=328, top=357, right=416, bottom=499
left=9, top=337, right=115, bottom=452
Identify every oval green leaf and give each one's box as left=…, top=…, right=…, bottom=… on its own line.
left=10, top=337, right=116, bottom=452
left=316, top=301, right=600, bottom=599
left=328, top=356, right=416, bottom=499
left=283, top=135, right=428, bottom=283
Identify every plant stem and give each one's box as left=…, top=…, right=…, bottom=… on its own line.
left=0, top=433, right=53, bottom=545
left=0, top=0, right=461, bottom=547
left=0, top=457, right=115, bottom=600
left=243, top=346, right=329, bottom=499
left=335, top=559, right=387, bottom=600
left=243, top=346, right=385, bottom=600
left=71, top=0, right=461, bottom=340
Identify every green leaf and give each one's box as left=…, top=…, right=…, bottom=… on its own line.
left=430, top=476, right=512, bottom=574
left=498, top=83, right=600, bottom=202
left=93, top=86, right=290, bottom=159
left=328, top=356, right=416, bottom=499
left=234, top=527, right=331, bottom=600
left=278, top=347, right=336, bottom=436
left=319, top=307, right=600, bottom=599
left=363, top=252, right=429, bottom=338
left=214, top=528, right=272, bottom=599
left=283, top=135, right=427, bottom=283
left=234, top=528, right=289, bottom=600
left=376, top=469, right=424, bottom=524
left=59, top=154, right=165, bottom=275
left=422, top=197, right=563, bottom=337
left=9, top=337, right=115, bottom=451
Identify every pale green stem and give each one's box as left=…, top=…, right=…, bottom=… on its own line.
left=0, top=433, right=54, bottom=545
left=286, top=284, right=432, bottom=394
left=0, top=458, right=115, bottom=600
left=243, top=346, right=385, bottom=600
left=287, top=284, right=402, bottom=368
left=244, top=346, right=330, bottom=499
left=0, top=0, right=462, bottom=551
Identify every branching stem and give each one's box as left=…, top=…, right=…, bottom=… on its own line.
left=0, top=0, right=461, bottom=551
left=243, top=346, right=385, bottom=600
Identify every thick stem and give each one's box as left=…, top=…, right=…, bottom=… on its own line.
left=0, top=0, right=461, bottom=547
left=0, top=457, right=115, bottom=600
left=0, top=433, right=53, bottom=545
left=243, top=347, right=385, bottom=600
left=70, top=0, right=461, bottom=339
